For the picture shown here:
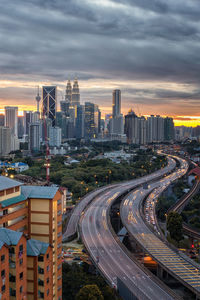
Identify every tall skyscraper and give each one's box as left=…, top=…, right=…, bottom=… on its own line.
left=49, top=126, right=62, bottom=147
left=0, top=126, right=11, bottom=156
left=42, top=86, right=57, bottom=127
left=75, top=105, right=85, bottom=139
left=85, top=102, right=99, bottom=138
left=18, top=115, right=24, bottom=138
left=4, top=106, right=18, bottom=137
left=29, top=122, right=40, bottom=152
left=112, top=89, right=121, bottom=117
left=65, top=79, right=72, bottom=104
left=0, top=114, right=4, bottom=126
left=164, top=117, right=174, bottom=141
left=36, top=87, right=41, bottom=113
left=72, top=77, right=80, bottom=106
left=124, top=110, right=140, bottom=144
left=23, top=110, right=33, bottom=135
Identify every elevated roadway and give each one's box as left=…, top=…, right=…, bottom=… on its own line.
left=79, top=157, right=181, bottom=300
left=64, top=156, right=176, bottom=242
left=120, top=157, right=200, bottom=298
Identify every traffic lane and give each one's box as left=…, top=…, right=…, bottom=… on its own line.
left=121, top=182, right=200, bottom=291
left=65, top=157, right=177, bottom=238
left=81, top=187, right=174, bottom=300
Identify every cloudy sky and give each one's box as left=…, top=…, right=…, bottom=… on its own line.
left=1, top=0, right=200, bottom=125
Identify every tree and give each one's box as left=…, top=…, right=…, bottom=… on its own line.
left=76, top=284, right=104, bottom=300
left=167, top=212, right=183, bottom=244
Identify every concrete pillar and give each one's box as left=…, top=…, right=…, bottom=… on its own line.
left=157, top=264, right=163, bottom=279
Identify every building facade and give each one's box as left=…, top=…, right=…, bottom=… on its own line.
left=42, top=86, right=57, bottom=127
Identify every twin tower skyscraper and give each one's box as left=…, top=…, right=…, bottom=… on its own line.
left=65, top=77, right=80, bottom=106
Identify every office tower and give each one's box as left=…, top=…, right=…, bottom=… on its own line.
left=32, top=111, right=40, bottom=123
left=29, top=122, right=40, bottom=152
left=18, top=115, right=24, bottom=138
left=4, top=106, right=18, bottom=137
left=56, top=112, right=67, bottom=139
left=139, top=116, right=147, bottom=145
left=23, top=110, right=33, bottom=135
left=72, top=77, right=80, bottom=107
left=60, top=100, right=69, bottom=115
left=65, top=79, right=72, bottom=104
left=0, top=114, right=4, bottom=126
left=147, top=115, right=165, bottom=143
left=0, top=176, right=63, bottom=300
left=112, top=89, right=121, bottom=117
left=36, top=87, right=41, bottom=113
left=85, top=102, right=99, bottom=138
left=164, top=117, right=174, bottom=141
left=42, top=86, right=57, bottom=127
left=49, top=126, right=62, bottom=147
left=0, top=126, right=11, bottom=156
left=124, top=110, right=140, bottom=144
left=109, top=115, right=124, bottom=135
left=75, top=105, right=85, bottom=138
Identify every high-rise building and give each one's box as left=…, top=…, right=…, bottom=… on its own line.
left=112, top=89, right=121, bottom=117
left=49, top=126, right=62, bottom=147
left=42, top=86, right=57, bottom=127
left=75, top=105, right=85, bottom=139
left=0, top=176, right=63, bottom=300
left=24, top=110, right=33, bottom=135
left=29, top=122, right=40, bottom=152
left=147, top=115, right=165, bottom=143
left=0, top=126, right=11, bottom=156
left=0, top=114, right=4, bottom=126
left=65, top=79, right=72, bottom=104
left=72, top=77, right=80, bottom=107
left=4, top=106, right=18, bottom=137
left=18, top=115, right=24, bottom=138
left=84, top=102, right=99, bottom=138
left=124, top=110, right=140, bottom=144
left=164, top=117, right=174, bottom=141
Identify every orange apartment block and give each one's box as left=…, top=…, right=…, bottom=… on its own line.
left=27, top=239, right=53, bottom=299
left=0, top=228, right=27, bottom=300
left=0, top=241, right=9, bottom=300
left=0, top=176, right=63, bottom=300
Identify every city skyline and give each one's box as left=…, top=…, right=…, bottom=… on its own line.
left=0, top=0, right=200, bottom=127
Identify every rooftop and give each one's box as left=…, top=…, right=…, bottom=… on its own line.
left=27, top=239, right=49, bottom=256
left=21, top=185, right=59, bottom=199
left=0, top=228, right=23, bottom=246
left=0, top=175, right=22, bottom=191
left=0, top=194, right=27, bottom=208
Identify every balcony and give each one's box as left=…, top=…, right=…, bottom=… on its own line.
left=9, top=260, right=16, bottom=269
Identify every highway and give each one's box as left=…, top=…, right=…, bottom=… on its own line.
left=64, top=156, right=176, bottom=242
left=79, top=157, right=180, bottom=300
left=120, top=157, right=200, bottom=297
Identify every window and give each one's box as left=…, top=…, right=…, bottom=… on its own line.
left=3, top=222, right=8, bottom=227
left=19, top=258, right=23, bottom=265
left=0, top=190, right=4, bottom=197
left=19, top=272, right=23, bottom=280
left=46, top=277, right=49, bottom=284
left=6, top=188, right=14, bottom=195
left=46, top=253, right=49, bottom=259
left=38, top=255, right=44, bottom=262
left=47, top=265, right=49, bottom=272
left=9, top=247, right=15, bottom=254
left=47, top=289, right=49, bottom=296
left=20, top=286, right=23, bottom=294
left=3, top=209, right=8, bottom=215
left=1, top=285, right=5, bottom=293
left=1, top=255, right=5, bottom=262
left=19, top=244, right=23, bottom=252
left=15, top=186, right=20, bottom=192
left=1, top=270, right=5, bottom=277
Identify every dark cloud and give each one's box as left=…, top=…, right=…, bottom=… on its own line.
left=0, top=0, right=200, bottom=116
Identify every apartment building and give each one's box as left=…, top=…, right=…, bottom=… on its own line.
left=0, top=176, right=62, bottom=300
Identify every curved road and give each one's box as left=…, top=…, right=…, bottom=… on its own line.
left=120, top=157, right=200, bottom=297
left=64, top=156, right=176, bottom=241
left=79, top=157, right=179, bottom=300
